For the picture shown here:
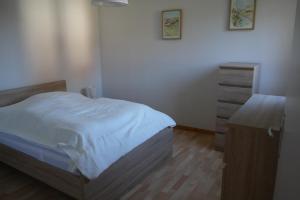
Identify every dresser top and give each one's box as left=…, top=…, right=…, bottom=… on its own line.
left=220, top=62, right=260, bottom=70
left=229, top=94, right=286, bottom=131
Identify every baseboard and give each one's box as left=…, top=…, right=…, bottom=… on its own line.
left=174, top=125, right=215, bottom=135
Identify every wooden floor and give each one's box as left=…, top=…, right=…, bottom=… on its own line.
left=0, top=129, right=223, bottom=200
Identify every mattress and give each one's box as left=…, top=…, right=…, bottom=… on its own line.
left=0, top=92, right=176, bottom=179
left=0, top=131, right=77, bottom=173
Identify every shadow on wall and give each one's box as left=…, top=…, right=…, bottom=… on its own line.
left=172, top=66, right=218, bottom=129
left=0, top=0, right=101, bottom=94
left=0, top=0, right=27, bottom=90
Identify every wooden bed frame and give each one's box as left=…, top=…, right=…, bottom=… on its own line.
left=0, top=80, right=173, bottom=200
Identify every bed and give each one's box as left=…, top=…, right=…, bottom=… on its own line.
left=0, top=80, right=174, bottom=200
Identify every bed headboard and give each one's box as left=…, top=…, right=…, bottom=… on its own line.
left=0, top=80, right=67, bottom=107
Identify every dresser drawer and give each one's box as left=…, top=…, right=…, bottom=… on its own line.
left=219, top=69, right=254, bottom=86
left=218, top=86, right=252, bottom=104
left=217, top=102, right=242, bottom=119
left=216, top=118, right=229, bottom=133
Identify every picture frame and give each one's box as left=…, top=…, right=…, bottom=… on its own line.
left=229, top=0, right=256, bottom=31
left=162, top=9, right=182, bottom=40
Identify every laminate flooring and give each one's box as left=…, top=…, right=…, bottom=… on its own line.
left=0, top=129, right=223, bottom=200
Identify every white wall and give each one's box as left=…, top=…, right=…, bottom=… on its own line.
left=0, top=0, right=103, bottom=96
left=99, top=0, right=297, bottom=130
left=275, top=0, right=300, bottom=199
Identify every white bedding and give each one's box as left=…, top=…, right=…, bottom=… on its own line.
left=0, top=131, right=77, bottom=173
left=0, top=92, right=175, bottom=179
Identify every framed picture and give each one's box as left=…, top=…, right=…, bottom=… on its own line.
left=162, top=9, right=182, bottom=40
left=229, top=0, right=256, bottom=31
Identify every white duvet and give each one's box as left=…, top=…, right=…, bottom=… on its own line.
left=0, top=92, right=175, bottom=179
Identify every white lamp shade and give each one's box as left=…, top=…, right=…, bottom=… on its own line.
left=91, top=0, right=128, bottom=6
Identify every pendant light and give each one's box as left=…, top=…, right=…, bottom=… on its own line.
left=91, top=0, right=128, bottom=6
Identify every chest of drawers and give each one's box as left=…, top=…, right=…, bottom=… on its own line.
left=214, top=62, right=260, bottom=151
left=222, top=94, right=286, bottom=200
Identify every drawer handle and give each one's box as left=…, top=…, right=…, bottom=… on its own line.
left=268, top=128, right=274, bottom=138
